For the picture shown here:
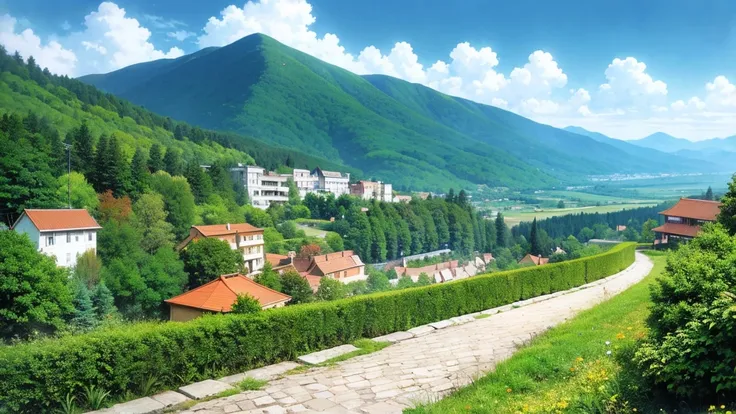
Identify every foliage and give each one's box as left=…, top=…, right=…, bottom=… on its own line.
left=69, top=281, right=98, bottom=332
left=279, top=270, right=313, bottom=304
left=73, top=250, right=102, bottom=288
left=325, top=232, right=344, bottom=252
left=366, top=268, right=391, bottom=292
left=635, top=224, right=736, bottom=399
left=416, top=272, right=433, bottom=286
left=231, top=294, right=261, bottom=314
left=0, top=243, right=635, bottom=412
left=316, top=277, right=347, bottom=301
left=148, top=171, right=195, bottom=239
left=97, top=191, right=132, bottom=224
left=82, top=385, right=110, bottom=410
left=56, top=172, right=99, bottom=212
left=182, top=238, right=244, bottom=288
left=132, top=192, right=176, bottom=254
left=640, top=218, right=658, bottom=243
left=297, top=243, right=321, bottom=258
left=0, top=231, right=73, bottom=340
left=718, top=173, right=736, bottom=235
left=254, top=262, right=282, bottom=291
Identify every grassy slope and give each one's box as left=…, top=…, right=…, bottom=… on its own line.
left=502, top=203, right=660, bottom=227
left=408, top=253, right=665, bottom=414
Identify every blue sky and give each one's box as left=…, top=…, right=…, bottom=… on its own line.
left=1, top=0, right=735, bottom=140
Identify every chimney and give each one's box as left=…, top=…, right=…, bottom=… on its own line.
left=226, top=223, right=231, bottom=231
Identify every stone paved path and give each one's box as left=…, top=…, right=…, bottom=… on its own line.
left=179, top=252, right=653, bottom=414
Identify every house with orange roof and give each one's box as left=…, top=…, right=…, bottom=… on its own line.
left=177, top=223, right=265, bottom=274
left=653, top=198, right=722, bottom=246
left=519, top=254, right=549, bottom=266
left=165, top=273, right=291, bottom=322
left=12, top=209, right=101, bottom=267
left=266, top=250, right=366, bottom=287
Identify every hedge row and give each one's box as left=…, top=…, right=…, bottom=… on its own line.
left=0, top=243, right=636, bottom=412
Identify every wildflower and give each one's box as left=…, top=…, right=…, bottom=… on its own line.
left=507, top=388, right=512, bottom=393
left=570, top=367, right=576, bottom=372
left=709, top=406, right=716, bottom=412
left=606, top=350, right=612, bottom=356
left=606, top=341, right=611, bottom=346
left=576, top=357, right=584, bottom=363
left=721, top=406, right=726, bottom=410
left=557, top=400, right=569, bottom=409
left=616, top=332, right=626, bottom=340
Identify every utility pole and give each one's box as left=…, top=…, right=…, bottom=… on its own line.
left=62, top=142, right=72, bottom=209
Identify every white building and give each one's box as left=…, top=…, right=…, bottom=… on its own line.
left=293, top=168, right=318, bottom=198
left=313, top=167, right=350, bottom=197
left=176, top=223, right=266, bottom=274
left=231, top=164, right=290, bottom=209
left=12, top=209, right=101, bottom=268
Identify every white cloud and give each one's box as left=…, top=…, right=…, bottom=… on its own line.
left=598, top=57, right=667, bottom=108
left=66, top=2, right=185, bottom=75
left=0, top=14, right=77, bottom=75
left=143, top=14, right=186, bottom=29
left=167, top=30, right=196, bottom=41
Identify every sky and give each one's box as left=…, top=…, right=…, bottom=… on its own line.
left=1, top=0, right=736, bottom=141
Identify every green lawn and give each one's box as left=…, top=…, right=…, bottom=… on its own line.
left=503, top=203, right=659, bottom=227
left=407, top=253, right=666, bottom=414
left=296, top=224, right=327, bottom=238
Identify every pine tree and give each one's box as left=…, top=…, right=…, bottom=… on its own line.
left=91, top=134, right=109, bottom=192
left=148, top=143, right=164, bottom=172
left=91, top=281, right=117, bottom=320
left=106, top=136, right=131, bottom=197
left=173, top=124, right=184, bottom=140
left=530, top=218, right=542, bottom=255
left=446, top=188, right=455, bottom=203
left=705, top=186, right=714, bottom=201
left=130, top=147, right=149, bottom=199
left=71, top=122, right=95, bottom=175
left=163, top=147, right=183, bottom=176
left=496, top=213, right=507, bottom=248
left=70, top=281, right=97, bottom=332
left=184, top=162, right=214, bottom=204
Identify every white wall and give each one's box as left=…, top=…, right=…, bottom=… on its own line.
left=14, top=216, right=97, bottom=268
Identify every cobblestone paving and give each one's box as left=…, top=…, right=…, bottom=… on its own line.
left=179, top=253, right=653, bottom=414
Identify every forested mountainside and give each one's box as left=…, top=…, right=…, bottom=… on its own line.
left=80, top=34, right=702, bottom=191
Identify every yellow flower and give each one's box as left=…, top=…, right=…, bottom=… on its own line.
left=709, top=406, right=716, bottom=412
left=627, top=326, right=633, bottom=330
left=616, top=332, right=626, bottom=340
left=721, top=406, right=726, bottom=410
left=507, top=388, right=512, bottom=393
left=576, top=357, right=584, bottom=363
left=570, top=367, right=576, bottom=372
left=633, top=409, right=637, bottom=412
left=557, top=400, right=569, bottom=409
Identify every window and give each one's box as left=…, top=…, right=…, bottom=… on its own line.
left=88, top=233, right=93, bottom=241
left=46, top=234, right=55, bottom=246
left=75, top=233, right=80, bottom=242
left=66, top=232, right=71, bottom=243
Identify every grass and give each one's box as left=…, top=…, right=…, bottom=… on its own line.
left=238, top=377, right=268, bottom=391
left=283, top=338, right=391, bottom=377
left=168, top=388, right=241, bottom=412
left=296, top=224, right=327, bottom=238
left=406, top=252, right=665, bottom=414
left=503, top=203, right=658, bottom=226
left=473, top=314, right=491, bottom=320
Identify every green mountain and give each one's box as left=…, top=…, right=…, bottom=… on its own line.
left=80, top=34, right=704, bottom=191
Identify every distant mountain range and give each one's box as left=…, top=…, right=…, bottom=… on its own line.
left=79, top=33, right=716, bottom=191
left=564, top=127, right=735, bottom=171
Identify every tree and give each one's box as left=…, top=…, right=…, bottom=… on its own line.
left=316, top=277, right=346, bottom=301
left=132, top=192, right=176, bottom=254
left=718, top=174, right=736, bottom=235
left=73, top=249, right=102, bottom=288
left=280, top=270, right=313, bottom=304
left=495, top=213, right=507, bottom=247
left=56, top=172, right=98, bottom=212
left=163, top=147, right=183, bottom=176
left=704, top=186, right=714, bottom=201
left=396, top=275, right=415, bottom=289
left=130, top=148, right=149, bottom=199
left=366, top=268, right=391, bottom=292
left=184, top=162, right=213, bottom=204
left=640, top=219, right=658, bottom=243
left=148, top=143, right=164, bottom=172
left=557, top=200, right=565, bottom=209
left=91, top=281, right=117, bottom=321
left=0, top=231, right=73, bottom=339
left=529, top=218, right=543, bottom=255
left=70, top=123, right=94, bottom=175
left=287, top=178, right=301, bottom=205
left=298, top=244, right=322, bottom=258
left=69, top=281, right=97, bottom=332
left=91, top=134, right=109, bottom=192
left=417, top=272, right=433, bottom=286
left=231, top=294, right=261, bottom=314
left=325, top=232, right=344, bottom=252
left=97, top=190, right=132, bottom=224
left=577, top=227, right=595, bottom=242
left=182, top=238, right=244, bottom=288
left=149, top=171, right=196, bottom=239
left=346, top=206, right=372, bottom=262
left=254, top=262, right=282, bottom=291
left=106, top=136, right=132, bottom=197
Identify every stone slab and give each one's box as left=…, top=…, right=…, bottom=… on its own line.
left=407, top=325, right=435, bottom=337
left=97, top=397, right=165, bottom=414
left=372, top=331, right=413, bottom=343
left=151, top=391, right=190, bottom=408
left=449, top=315, right=475, bottom=325
left=427, top=320, right=453, bottom=330
left=220, top=361, right=302, bottom=384
left=178, top=379, right=235, bottom=400
left=481, top=304, right=513, bottom=315
left=298, top=344, right=359, bottom=365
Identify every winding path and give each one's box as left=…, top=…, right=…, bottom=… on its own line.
left=179, top=252, right=653, bottom=414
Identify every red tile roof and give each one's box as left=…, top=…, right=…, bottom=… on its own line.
left=652, top=223, right=702, bottom=238
left=266, top=253, right=290, bottom=267
left=165, top=274, right=290, bottom=312
left=659, top=198, right=722, bottom=221
left=193, top=223, right=263, bottom=237
left=519, top=254, right=549, bottom=266
left=16, top=209, right=101, bottom=231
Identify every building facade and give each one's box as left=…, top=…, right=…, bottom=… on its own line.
left=312, top=168, right=350, bottom=197
left=350, top=180, right=393, bottom=202
left=231, top=164, right=290, bottom=209
left=653, top=198, right=722, bottom=246
left=293, top=168, right=319, bottom=198
left=177, top=223, right=266, bottom=273
left=12, top=209, right=101, bottom=268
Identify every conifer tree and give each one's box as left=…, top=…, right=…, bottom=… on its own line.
left=496, top=213, right=507, bottom=248
left=530, top=218, right=542, bottom=255
left=130, top=147, right=149, bottom=199
left=184, top=162, right=214, bottom=204
left=70, top=281, right=97, bottom=332
left=71, top=122, right=95, bottom=175
left=705, top=186, right=714, bottom=201
left=163, top=147, right=183, bottom=176
left=106, top=136, right=131, bottom=197
left=91, top=134, right=109, bottom=192
left=148, top=143, right=164, bottom=172
left=91, top=281, right=117, bottom=320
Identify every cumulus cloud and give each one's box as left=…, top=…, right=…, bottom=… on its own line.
left=0, top=14, right=77, bottom=75
left=598, top=57, right=667, bottom=107
left=167, top=30, right=196, bottom=41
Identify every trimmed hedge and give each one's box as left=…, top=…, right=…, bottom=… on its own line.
left=0, top=243, right=635, bottom=413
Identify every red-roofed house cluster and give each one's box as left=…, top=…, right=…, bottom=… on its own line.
left=653, top=198, right=723, bottom=246
left=392, top=253, right=494, bottom=284
left=266, top=250, right=367, bottom=291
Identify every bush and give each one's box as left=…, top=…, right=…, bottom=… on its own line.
left=634, top=225, right=736, bottom=399
left=0, top=243, right=635, bottom=413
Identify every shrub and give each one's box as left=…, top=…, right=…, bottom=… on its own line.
left=231, top=294, right=261, bottom=315
left=0, top=243, right=635, bottom=413
left=634, top=225, right=736, bottom=399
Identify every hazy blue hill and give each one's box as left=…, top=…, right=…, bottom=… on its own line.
left=629, top=132, right=695, bottom=153
left=80, top=33, right=713, bottom=190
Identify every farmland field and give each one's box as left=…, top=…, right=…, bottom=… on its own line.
left=502, top=202, right=660, bottom=227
